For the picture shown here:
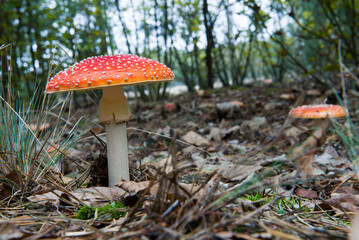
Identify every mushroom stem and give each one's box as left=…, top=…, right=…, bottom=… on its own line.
left=106, top=122, right=129, bottom=186
left=99, top=85, right=132, bottom=186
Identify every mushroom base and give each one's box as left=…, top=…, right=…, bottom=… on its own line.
left=99, top=85, right=131, bottom=124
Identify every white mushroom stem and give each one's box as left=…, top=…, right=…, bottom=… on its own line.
left=99, top=85, right=131, bottom=187
left=105, top=122, right=129, bottom=186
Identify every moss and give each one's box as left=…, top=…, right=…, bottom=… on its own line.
left=76, top=205, right=95, bottom=220
left=75, top=201, right=126, bottom=220
left=241, top=192, right=272, bottom=205
left=241, top=193, right=315, bottom=215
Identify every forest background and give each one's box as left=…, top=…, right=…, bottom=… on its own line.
left=0, top=0, right=358, bottom=100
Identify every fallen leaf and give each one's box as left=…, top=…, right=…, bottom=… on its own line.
left=209, top=127, right=223, bottom=141
left=325, top=192, right=359, bottom=213
left=219, top=164, right=262, bottom=181
left=28, top=187, right=123, bottom=207
left=295, top=188, right=318, bottom=199
left=0, top=223, right=25, bottom=239
left=117, top=181, right=153, bottom=195
left=284, top=126, right=306, bottom=139
left=314, top=147, right=352, bottom=170
left=182, top=131, right=209, bottom=147
left=223, top=125, right=241, bottom=139
left=116, top=180, right=204, bottom=202
left=242, top=117, right=266, bottom=130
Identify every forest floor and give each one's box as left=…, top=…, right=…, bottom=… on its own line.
left=0, top=81, right=356, bottom=239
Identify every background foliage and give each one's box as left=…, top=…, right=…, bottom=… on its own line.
left=0, top=0, right=358, bottom=100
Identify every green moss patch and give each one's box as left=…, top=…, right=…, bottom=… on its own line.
left=75, top=201, right=127, bottom=220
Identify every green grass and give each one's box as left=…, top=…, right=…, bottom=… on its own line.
left=329, top=87, right=359, bottom=173
left=0, top=46, right=89, bottom=201
left=0, top=89, right=88, bottom=195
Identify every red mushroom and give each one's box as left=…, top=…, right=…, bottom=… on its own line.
left=289, top=104, right=348, bottom=119
left=288, top=104, right=348, bottom=179
left=46, top=55, right=174, bottom=186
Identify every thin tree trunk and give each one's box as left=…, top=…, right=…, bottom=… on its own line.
left=129, top=0, right=139, bottom=54
left=115, top=0, right=132, bottom=53
left=239, top=33, right=254, bottom=85
left=193, top=41, right=205, bottom=89
left=202, top=0, right=214, bottom=89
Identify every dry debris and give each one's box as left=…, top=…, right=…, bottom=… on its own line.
left=0, top=83, right=355, bottom=239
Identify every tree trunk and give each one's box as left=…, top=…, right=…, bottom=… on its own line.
left=202, top=0, right=214, bottom=89
left=115, top=0, right=132, bottom=53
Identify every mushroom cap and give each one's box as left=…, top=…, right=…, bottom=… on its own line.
left=46, top=55, right=174, bottom=93
left=289, top=104, right=348, bottom=118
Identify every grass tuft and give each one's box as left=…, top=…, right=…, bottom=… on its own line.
left=0, top=45, right=89, bottom=205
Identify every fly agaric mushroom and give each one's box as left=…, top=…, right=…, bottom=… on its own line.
left=288, top=104, right=348, bottom=179
left=289, top=104, right=348, bottom=119
left=46, top=55, right=174, bottom=186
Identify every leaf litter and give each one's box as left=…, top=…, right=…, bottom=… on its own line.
left=0, top=83, right=356, bottom=239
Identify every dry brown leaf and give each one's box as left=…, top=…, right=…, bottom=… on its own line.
left=182, top=131, right=209, bottom=146
left=325, top=186, right=359, bottom=213
left=295, top=188, right=318, bottom=199
left=284, top=126, right=306, bottom=139
left=209, top=127, right=223, bottom=141
left=28, top=187, right=123, bottom=207
left=325, top=193, right=359, bottom=212
left=219, top=164, right=262, bottom=181
left=0, top=223, right=24, bottom=239
left=314, top=146, right=352, bottom=170
left=242, top=117, right=267, bottom=130
left=117, top=181, right=154, bottom=194
left=116, top=180, right=204, bottom=202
